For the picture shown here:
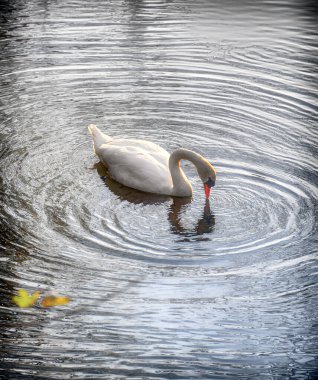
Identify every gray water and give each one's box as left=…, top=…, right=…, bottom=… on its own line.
left=0, top=0, right=317, bottom=379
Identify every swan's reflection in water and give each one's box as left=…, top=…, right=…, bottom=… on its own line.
left=94, top=162, right=215, bottom=237
left=169, top=198, right=215, bottom=238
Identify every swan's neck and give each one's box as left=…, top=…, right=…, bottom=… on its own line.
left=169, top=148, right=205, bottom=197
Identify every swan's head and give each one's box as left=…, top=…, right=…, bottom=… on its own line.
left=198, top=159, right=216, bottom=199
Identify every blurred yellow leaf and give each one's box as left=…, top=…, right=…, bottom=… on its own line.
left=40, top=295, right=70, bottom=308
left=12, top=289, right=40, bottom=308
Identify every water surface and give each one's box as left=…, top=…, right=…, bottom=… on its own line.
left=0, top=0, right=317, bottom=378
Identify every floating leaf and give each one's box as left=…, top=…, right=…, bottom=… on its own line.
left=12, top=289, right=40, bottom=308
left=40, top=295, right=70, bottom=308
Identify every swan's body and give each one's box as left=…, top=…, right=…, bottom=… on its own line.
left=88, top=124, right=216, bottom=197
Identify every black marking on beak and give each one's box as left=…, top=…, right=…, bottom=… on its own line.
left=205, top=177, right=215, bottom=188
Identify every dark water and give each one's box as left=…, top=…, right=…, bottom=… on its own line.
left=0, top=0, right=317, bottom=378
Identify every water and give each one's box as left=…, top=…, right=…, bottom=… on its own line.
left=0, top=0, right=317, bottom=378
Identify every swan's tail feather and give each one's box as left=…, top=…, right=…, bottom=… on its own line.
left=87, top=124, right=112, bottom=153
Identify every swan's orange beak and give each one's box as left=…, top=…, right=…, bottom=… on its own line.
left=204, top=183, right=211, bottom=198
left=204, top=177, right=215, bottom=198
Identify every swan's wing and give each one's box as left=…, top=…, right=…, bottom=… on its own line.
left=98, top=140, right=173, bottom=194
left=108, top=139, right=170, bottom=163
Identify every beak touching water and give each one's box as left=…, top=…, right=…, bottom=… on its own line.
left=204, top=183, right=211, bottom=198
left=204, top=177, right=215, bottom=199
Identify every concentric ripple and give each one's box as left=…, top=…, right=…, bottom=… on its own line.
left=53, top=156, right=316, bottom=266
left=0, top=0, right=317, bottom=379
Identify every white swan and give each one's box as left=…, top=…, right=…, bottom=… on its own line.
left=88, top=124, right=216, bottom=198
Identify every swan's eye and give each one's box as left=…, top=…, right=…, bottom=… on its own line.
left=206, top=177, right=215, bottom=188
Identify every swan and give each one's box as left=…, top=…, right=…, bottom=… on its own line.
left=88, top=124, right=216, bottom=198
